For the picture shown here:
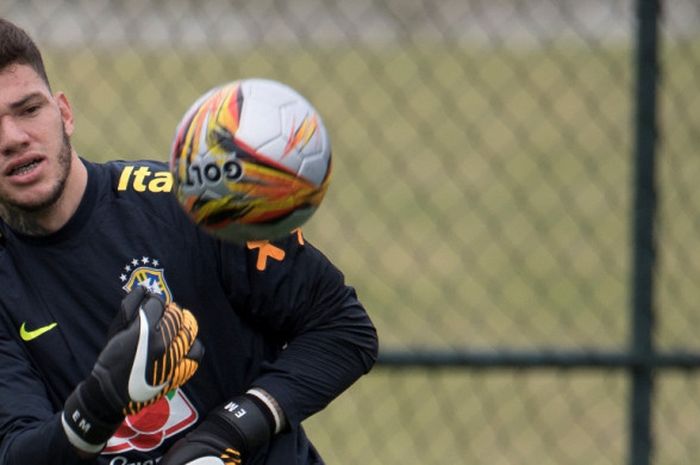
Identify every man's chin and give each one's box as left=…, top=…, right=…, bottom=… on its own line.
left=2, top=191, right=61, bottom=214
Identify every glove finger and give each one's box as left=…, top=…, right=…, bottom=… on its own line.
left=180, top=308, right=199, bottom=346
left=108, top=286, right=149, bottom=337
left=160, top=304, right=198, bottom=342
left=160, top=437, right=233, bottom=465
left=186, top=338, right=205, bottom=363
left=161, top=329, right=204, bottom=389
left=168, top=358, right=199, bottom=393
left=166, top=308, right=199, bottom=367
left=141, top=293, right=168, bottom=328
left=159, top=302, right=191, bottom=346
left=220, top=448, right=242, bottom=465
left=169, top=339, right=204, bottom=391
left=153, top=306, right=199, bottom=386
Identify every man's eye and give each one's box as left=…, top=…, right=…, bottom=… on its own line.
left=24, top=105, right=40, bottom=115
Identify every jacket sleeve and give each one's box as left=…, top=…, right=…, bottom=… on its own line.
left=221, top=231, right=379, bottom=428
left=0, top=324, right=88, bottom=465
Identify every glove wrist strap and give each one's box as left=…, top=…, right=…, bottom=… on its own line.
left=62, top=380, right=123, bottom=454
left=209, top=394, right=274, bottom=456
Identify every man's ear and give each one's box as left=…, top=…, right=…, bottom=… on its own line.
left=55, top=92, right=74, bottom=136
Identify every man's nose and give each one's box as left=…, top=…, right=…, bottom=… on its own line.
left=0, top=117, right=30, bottom=156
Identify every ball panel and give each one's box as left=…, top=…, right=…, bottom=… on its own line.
left=236, top=98, right=282, bottom=152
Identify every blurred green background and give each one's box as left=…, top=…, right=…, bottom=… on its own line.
left=4, top=0, right=700, bottom=463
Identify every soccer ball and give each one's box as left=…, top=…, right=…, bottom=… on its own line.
left=169, top=78, right=332, bottom=244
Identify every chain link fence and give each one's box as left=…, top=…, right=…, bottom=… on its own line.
left=3, top=0, right=699, bottom=463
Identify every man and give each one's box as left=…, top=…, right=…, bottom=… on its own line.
left=0, top=18, right=378, bottom=465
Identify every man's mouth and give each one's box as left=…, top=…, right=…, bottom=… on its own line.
left=9, top=159, right=41, bottom=176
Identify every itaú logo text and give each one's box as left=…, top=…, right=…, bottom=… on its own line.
left=103, top=388, right=198, bottom=454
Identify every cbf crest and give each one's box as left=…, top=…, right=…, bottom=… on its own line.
left=119, top=256, right=172, bottom=303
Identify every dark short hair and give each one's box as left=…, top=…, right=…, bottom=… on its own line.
left=0, top=18, right=50, bottom=88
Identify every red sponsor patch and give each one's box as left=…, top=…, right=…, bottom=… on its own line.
left=103, top=389, right=198, bottom=454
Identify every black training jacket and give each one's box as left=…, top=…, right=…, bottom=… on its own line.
left=0, top=158, right=378, bottom=465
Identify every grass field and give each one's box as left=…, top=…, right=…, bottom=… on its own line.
left=42, top=37, right=700, bottom=464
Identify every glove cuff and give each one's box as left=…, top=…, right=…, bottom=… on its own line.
left=208, top=394, right=275, bottom=457
left=62, top=376, right=124, bottom=454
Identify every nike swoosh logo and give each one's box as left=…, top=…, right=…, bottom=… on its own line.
left=20, top=322, right=58, bottom=341
left=128, top=306, right=167, bottom=402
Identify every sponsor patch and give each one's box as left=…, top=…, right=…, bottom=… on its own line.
left=103, top=388, right=198, bottom=454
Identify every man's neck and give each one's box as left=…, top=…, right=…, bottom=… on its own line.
left=0, top=206, right=54, bottom=236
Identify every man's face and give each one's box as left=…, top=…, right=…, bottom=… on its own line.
left=0, top=63, right=74, bottom=212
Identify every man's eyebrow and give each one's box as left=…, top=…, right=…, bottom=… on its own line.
left=10, top=92, right=47, bottom=109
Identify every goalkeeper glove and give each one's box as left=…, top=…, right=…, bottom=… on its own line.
left=160, top=394, right=275, bottom=465
left=62, top=286, right=204, bottom=455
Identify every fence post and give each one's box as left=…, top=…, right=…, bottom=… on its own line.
left=629, top=1, right=660, bottom=464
